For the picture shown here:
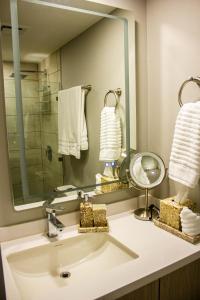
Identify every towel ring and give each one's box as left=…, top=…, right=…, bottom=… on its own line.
left=104, top=88, right=122, bottom=108
left=178, top=76, right=200, bottom=107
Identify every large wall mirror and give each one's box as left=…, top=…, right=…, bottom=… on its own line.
left=0, top=0, right=136, bottom=208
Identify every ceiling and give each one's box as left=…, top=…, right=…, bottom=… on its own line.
left=0, top=0, right=115, bottom=63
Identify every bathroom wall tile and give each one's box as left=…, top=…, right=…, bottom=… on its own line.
left=12, top=177, right=44, bottom=202
left=6, top=115, right=41, bottom=133
left=50, top=81, right=60, bottom=94
left=23, top=98, right=40, bottom=115
left=39, top=94, right=51, bottom=114
left=5, top=97, right=40, bottom=116
left=41, top=114, right=58, bottom=134
left=8, top=132, right=41, bottom=150
left=6, top=116, right=17, bottom=133
left=56, top=50, right=61, bottom=70
left=47, top=51, right=59, bottom=74
left=3, top=63, right=14, bottom=79
left=43, top=149, right=63, bottom=176
left=12, top=184, right=23, bottom=203
left=4, top=79, right=15, bottom=97
left=44, top=171, right=63, bottom=194
left=9, top=149, right=42, bottom=168
left=10, top=164, right=43, bottom=185
left=4, top=78, right=39, bottom=99
left=23, top=115, right=41, bottom=132
left=22, top=80, right=39, bottom=98
left=41, top=132, right=58, bottom=153
left=50, top=95, right=58, bottom=114
left=5, top=98, right=17, bottom=116
left=7, top=134, right=18, bottom=150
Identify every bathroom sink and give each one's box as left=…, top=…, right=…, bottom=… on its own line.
left=7, top=233, right=138, bottom=300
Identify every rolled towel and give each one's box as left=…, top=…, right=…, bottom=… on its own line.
left=180, top=207, right=200, bottom=236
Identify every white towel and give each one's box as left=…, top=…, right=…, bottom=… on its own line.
left=169, top=102, right=200, bottom=189
left=58, top=86, right=88, bottom=159
left=180, top=207, right=200, bottom=236
left=132, top=156, right=150, bottom=185
left=99, top=107, right=121, bottom=161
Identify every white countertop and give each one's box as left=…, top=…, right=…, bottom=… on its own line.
left=1, top=208, right=200, bottom=300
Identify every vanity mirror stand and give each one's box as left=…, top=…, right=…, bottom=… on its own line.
left=127, top=152, right=166, bottom=221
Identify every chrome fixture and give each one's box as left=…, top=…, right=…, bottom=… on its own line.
left=9, top=69, right=47, bottom=79
left=104, top=88, right=122, bottom=108
left=45, top=203, right=64, bottom=238
left=56, top=84, right=92, bottom=101
left=178, top=76, right=200, bottom=107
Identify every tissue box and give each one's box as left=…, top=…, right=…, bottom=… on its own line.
left=160, top=197, right=195, bottom=230
left=80, top=202, right=93, bottom=227
left=93, top=204, right=107, bottom=227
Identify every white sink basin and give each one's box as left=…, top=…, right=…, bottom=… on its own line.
left=7, top=233, right=138, bottom=300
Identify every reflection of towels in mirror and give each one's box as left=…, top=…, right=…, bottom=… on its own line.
left=58, top=86, right=88, bottom=159
left=133, top=157, right=150, bottom=185
left=99, top=107, right=121, bottom=161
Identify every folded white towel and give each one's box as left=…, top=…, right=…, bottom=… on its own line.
left=58, top=86, right=88, bottom=159
left=99, top=107, right=121, bottom=161
left=169, top=102, right=200, bottom=189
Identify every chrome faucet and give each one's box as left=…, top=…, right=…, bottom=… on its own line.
left=45, top=204, right=64, bottom=238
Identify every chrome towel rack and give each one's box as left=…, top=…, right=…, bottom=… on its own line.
left=56, top=84, right=92, bottom=101
left=178, top=76, right=200, bottom=107
left=104, top=88, right=122, bottom=108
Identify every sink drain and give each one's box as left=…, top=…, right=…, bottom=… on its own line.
left=60, top=271, right=71, bottom=278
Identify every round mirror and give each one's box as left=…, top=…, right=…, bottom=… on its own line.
left=128, top=152, right=165, bottom=221
left=129, top=152, right=165, bottom=189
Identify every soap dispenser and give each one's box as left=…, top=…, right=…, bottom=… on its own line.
left=80, top=194, right=94, bottom=228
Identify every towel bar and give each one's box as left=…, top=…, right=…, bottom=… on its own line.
left=178, top=76, right=200, bottom=107
left=104, top=88, right=121, bottom=108
left=56, top=84, right=92, bottom=101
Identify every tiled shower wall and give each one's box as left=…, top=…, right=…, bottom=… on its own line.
left=3, top=62, right=43, bottom=204
left=39, top=50, right=63, bottom=193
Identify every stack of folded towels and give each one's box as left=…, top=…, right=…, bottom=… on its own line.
left=99, top=106, right=121, bottom=161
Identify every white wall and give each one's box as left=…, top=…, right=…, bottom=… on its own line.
left=147, top=0, right=200, bottom=203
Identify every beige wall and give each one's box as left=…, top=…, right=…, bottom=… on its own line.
left=0, top=0, right=146, bottom=226
left=61, top=11, right=126, bottom=187
left=147, top=0, right=200, bottom=204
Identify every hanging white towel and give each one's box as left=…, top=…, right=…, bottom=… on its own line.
left=132, top=156, right=150, bottom=185
left=58, top=86, right=88, bottom=159
left=168, top=102, right=200, bottom=189
left=99, top=106, right=121, bottom=161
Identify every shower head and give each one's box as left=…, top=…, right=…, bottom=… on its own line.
left=10, top=72, right=27, bottom=79
left=9, top=69, right=47, bottom=79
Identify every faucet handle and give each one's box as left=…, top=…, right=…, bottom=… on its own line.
left=43, top=201, right=64, bottom=214
left=46, top=206, right=64, bottom=213
left=54, top=206, right=64, bottom=212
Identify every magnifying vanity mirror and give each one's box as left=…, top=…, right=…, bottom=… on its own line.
left=128, top=152, right=166, bottom=221
left=0, top=0, right=136, bottom=208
